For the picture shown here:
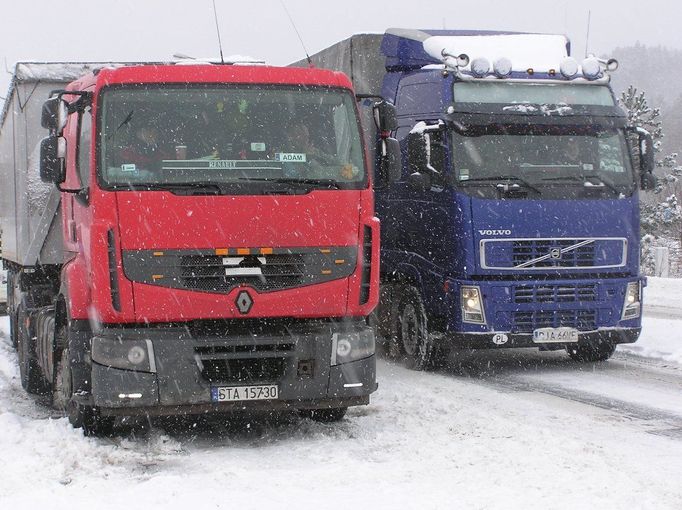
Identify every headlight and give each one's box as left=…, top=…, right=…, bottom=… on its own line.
left=331, top=330, right=375, bottom=366
left=462, top=285, right=486, bottom=324
left=622, top=281, right=641, bottom=320
left=91, top=337, right=156, bottom=373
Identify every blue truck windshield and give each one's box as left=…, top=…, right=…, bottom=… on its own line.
left=453, top=82, right=615, bottom=106
left=98, top=86, right=365, bottom=190
left=452, top=128, right=635, bottom=197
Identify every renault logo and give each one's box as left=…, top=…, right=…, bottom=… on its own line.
left=235, top=290, right=253, bottom=314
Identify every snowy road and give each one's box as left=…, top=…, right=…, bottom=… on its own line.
left=2, top=282, right=682, bottom=508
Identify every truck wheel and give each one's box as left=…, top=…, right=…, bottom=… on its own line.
left=17, top=304, right=49, bottom=394
left=567, top=340, right=616, bottom=362
left=54, top=342, right=116, bottom=436
left=300, top=407, right=348, bottom=422
left=391, top=285, right=440, bottom=370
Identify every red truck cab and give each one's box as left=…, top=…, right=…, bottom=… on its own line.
left=27, top=63, right=383, bottom=433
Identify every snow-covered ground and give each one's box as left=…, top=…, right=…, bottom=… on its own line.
left=617, top=276, right=682, bottom=364
left=1, top=278, right=682, bottom=509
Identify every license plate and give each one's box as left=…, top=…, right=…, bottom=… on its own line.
left=532, top=327, right=579, bottom=343
left=211, top=384, right=279, bottom=402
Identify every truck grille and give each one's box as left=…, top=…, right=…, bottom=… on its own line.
left=194, top=343, right=294, bottom=384
left=181, top=253, right=305, bottom=292
left=513, top=284, right=597, bottom=304
left=513, top=240, right=595, bottom=267
left=122, top=246, right=357, bottom=294
left=480, top=237, right=627, bottom=271
left=511, top=310, right=597, bottom=333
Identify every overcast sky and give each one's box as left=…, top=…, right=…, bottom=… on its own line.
left=1, top=0, right=681, bottom=102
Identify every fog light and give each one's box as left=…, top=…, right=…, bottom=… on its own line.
left=127, top=346, right=147, bottom=365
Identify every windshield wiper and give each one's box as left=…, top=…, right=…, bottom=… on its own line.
left=582, top=174, right=621, bottom=196
left=462, top=175, right=541, bottom=195
left=244, top=177, right=341, bottom=189
left=117, top=182, right=227, bottom=195
left=542, top=175, right=622, bottom=196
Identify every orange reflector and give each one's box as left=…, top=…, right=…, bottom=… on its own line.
left=153, top=251, right=164, bottom=257
left=320, top=248, right=331, bottom=254
left=260, top=247, right=273, bottom=255
left=335, top=259, right=345, bottom=265
left=322, top=269, right=332, bottom=275
left=237, top=248, right=250, bottom=255
left=215, top=248, right=229, bottom=256
left=152, top=275, right=164, bottom=281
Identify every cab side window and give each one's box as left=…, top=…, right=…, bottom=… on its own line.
left=77, top=108, right=92, bottom=188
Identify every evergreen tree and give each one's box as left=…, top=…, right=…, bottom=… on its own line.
left=619, top=87, right=682, bottom=273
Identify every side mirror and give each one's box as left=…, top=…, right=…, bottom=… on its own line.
left=373, top=101, right=398, bottom=132
left=40, top=136, right=66, bottom=184
left=375, top=137, right=401, bottom=187
left=633, top=127, right=656, bottom=190
left=41, top=96, right=69, bottom=134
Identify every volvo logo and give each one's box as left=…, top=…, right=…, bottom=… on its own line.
left=549, top=248, right=562, bottom=259
left=235, top=290, right=254, bottom=314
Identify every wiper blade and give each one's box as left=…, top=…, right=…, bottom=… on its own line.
left=542, top=175, right=621, bottom=195
left=119, top=182, right=226, bottom=194
left=244, top=177, right=341, bottom=189
left=462, top=175, right=541, bottom=195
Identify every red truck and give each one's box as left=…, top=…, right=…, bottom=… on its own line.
left=1, top=62, right=395, bottom=434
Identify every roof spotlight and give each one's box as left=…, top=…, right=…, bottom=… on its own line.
left=471, top=57, right=491, bottom=78
left=581, top=57, right=601, bottom=80
left=605, top=58, right=619, bottom=72
left=559, top=57, right=579, bottom=79
left=493, top=57, right=512, bottom=78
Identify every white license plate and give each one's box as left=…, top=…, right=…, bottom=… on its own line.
left=211, top=384, right=279, bottom=402
left=532, top=327, right=579, bottom=343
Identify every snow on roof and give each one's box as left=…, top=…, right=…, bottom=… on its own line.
left=423, top=33, right=569, bottom=73
left=12, top=62, right=131, bottom=82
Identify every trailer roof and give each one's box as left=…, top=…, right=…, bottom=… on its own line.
left=0, top=62, right=132, bottom=132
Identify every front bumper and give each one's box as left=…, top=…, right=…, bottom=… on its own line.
left=446, top=276, right=645, bottom=336
left=447, top=327, right=641, bottom=350
left=88, top=320, right=376, bottom=416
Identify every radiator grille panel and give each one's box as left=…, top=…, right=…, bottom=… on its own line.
left=512, top=310, right=597, bottom=333
left=513, top=284, right=597, bottom=304
left=481, top=238, right=626, bottom=270
left=122, top=246, right=357, bottom=294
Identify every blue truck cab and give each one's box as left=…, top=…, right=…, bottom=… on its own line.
left=297, top=29, right=656, bottom=367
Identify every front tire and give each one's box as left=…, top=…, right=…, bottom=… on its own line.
left=54, top=337, right=116, bottom=437
left=567, top=340, right=616, bottom=362
left=390, top=285, right=440, bottom=370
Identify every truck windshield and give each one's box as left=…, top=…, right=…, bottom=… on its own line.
left=98, top=86, right=365, bottom=190
left=452, top=126, right=635, bottom=197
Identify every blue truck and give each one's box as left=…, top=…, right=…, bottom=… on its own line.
left=296, top=29, right=656, bottom=368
